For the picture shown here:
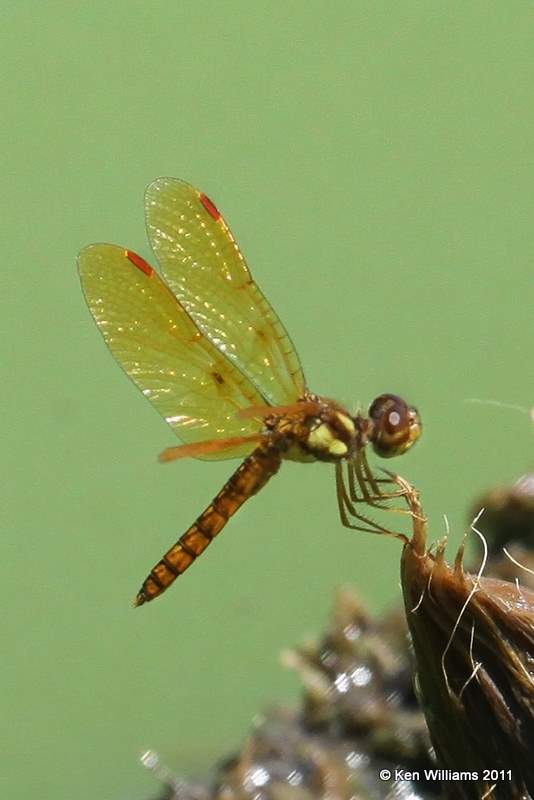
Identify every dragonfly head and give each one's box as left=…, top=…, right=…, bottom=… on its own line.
left=367, top=393, right=422, bottom=458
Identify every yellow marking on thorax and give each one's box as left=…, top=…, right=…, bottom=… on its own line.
left=307, top=423, right=348, bottom=457
left=329, top=439, right=348, bottom=456
left=336, top=412, right=355, bottom=435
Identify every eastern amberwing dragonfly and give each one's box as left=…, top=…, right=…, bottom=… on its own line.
left=79, top=178, right=422, bottom=606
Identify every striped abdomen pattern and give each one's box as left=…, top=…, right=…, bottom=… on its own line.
left=134, top=445, right=282, bottom=605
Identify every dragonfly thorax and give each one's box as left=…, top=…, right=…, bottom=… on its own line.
left=305, top=410, right=357, bottom=461
left=278, top=401, right=359, bottom=464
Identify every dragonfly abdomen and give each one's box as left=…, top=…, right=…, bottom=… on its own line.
left=134, top=445, right=282, bottom=606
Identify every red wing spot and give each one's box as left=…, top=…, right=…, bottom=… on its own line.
left=199, top=192, right=221, bottom=221
left=125, top=249, right=154, bottom=277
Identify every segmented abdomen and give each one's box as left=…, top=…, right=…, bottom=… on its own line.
left=134, top=445, right=282, bottom=606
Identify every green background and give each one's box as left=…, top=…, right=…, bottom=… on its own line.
left=3, top=2, right=533, bottom=798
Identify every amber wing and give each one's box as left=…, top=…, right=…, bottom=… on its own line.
left=144, top=177, right=306, bottom=406
left=78, top=244, right=266, bottom=459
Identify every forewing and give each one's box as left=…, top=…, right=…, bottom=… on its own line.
left=78, top=244, right=265, bottom=460
left=144, top=177, right=306, bottom=406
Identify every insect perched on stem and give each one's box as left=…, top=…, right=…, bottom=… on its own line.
left=78, top=178, right=422, bottom=606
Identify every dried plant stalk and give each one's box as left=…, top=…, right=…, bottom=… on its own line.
left=400, top=479, right=534, bottom=800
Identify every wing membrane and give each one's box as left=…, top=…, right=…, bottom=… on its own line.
left=78, top=244, right=265, bottom=460
left=144, top=178, right=306, bottom=406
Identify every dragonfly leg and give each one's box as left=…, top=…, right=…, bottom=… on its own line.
left=349, top=454, right=409, bottom=514
left=335, top=463, right=408, bottom=542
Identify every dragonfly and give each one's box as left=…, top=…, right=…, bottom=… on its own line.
left=78, top=178, right=422, bottom=606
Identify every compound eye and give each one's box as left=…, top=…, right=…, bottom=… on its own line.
left=368, top=393, right=422, bottom=458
